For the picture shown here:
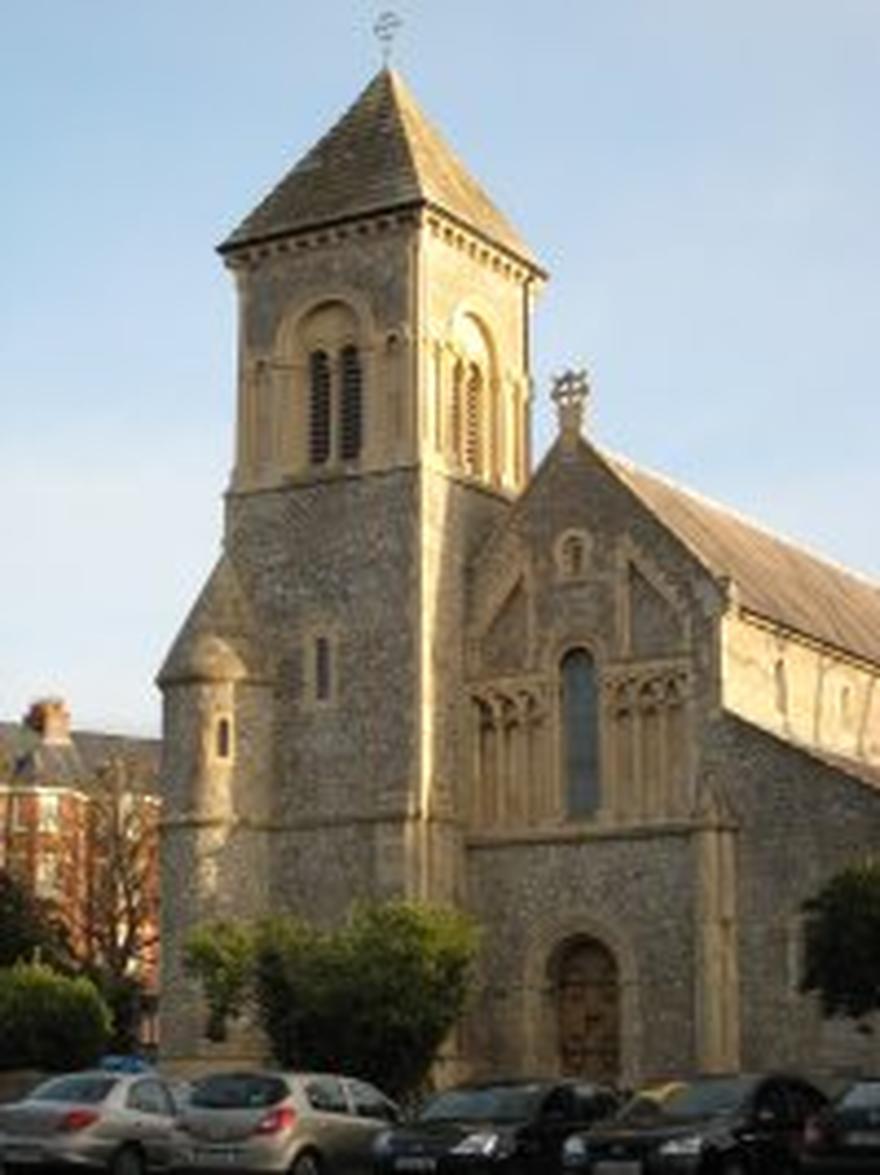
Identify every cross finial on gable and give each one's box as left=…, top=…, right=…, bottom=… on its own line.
left=374, top=10, right=403, bottom=65
left=551, top=368, right=590, bottom=445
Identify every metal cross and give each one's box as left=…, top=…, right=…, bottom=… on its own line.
left=374, top=10, right=403, bottom=65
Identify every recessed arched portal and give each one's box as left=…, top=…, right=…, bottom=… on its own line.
left=552, top=935, right=621, bottom=1083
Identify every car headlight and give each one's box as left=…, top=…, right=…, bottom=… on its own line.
left=372, top=1130, right=393, bottom=1155
left=451, top=1131, right=508, bottom=1157
left=562, top=1134, right=588, bottom=1163
left=658, top=1134, right=704, bottom=1156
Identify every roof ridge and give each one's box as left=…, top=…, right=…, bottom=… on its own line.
left=383, top=69, right=421, bottom=197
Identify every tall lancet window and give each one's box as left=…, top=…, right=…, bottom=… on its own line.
left=561, top=648, right=600, bottom=819
left=339, top=344, right=363, bottom=461
left=309, top=349, right=331, bottom=465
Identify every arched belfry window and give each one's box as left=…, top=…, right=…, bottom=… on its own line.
left=309, top=349, right=331, bottom=465
left=296, top=301, right=364, bottom=470
left=448, top=312, right=496, bottom=480
left=561, top=648, right=600, bottom=819
left=339, top=344, right=363, bottom=461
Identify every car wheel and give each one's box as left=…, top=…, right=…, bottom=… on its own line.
left=290, top=1152, right=322, bottom=1175
left=110, top=1145, right=146, bottom=1175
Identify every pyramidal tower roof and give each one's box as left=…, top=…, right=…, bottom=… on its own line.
left=220, top=69, right=541, bottom=270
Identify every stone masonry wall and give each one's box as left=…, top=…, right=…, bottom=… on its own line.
left=465, top=830, right=697, bottom=1086
left=703, top=713, right=880, bottom=1077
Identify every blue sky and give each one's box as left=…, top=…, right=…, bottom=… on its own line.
left=2, top=1, right=878, bottom=734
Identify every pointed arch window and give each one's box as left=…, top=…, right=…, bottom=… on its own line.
left=339, top=344, right=363, bottom=461
left=309, top=349, right=331, bottom=465
left=561, top=648, right=600, bottom=819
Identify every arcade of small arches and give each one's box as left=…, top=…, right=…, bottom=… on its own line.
left=234, top=298, right=528, bottom=491
left=469, top=650, right=692, bottom=831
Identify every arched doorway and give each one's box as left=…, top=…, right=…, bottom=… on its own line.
left=554, top=936, right=621, bottom=1083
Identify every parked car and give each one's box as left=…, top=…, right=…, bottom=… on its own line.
left=0, top=1070, right=179, bottom=1175
left=561, top=1072, right=827, bottom=1173
left=802, top=1076, right=880, bottom=1171
left=372, top=1078, right=619, bottom=1174
left=99, top=1057, right=155, bottom=1076
left=175, top=1069, right=398, bottom=1175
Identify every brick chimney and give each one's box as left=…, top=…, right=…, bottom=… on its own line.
left=24, top=697, right=72, bottom=745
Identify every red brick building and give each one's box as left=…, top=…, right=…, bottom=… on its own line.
left=0, top=699, right=161, bottom=1044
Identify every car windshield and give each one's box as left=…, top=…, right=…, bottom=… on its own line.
left=190, top=1074, right=288, bottom=1110
left=30, top=1075, right=117, bottom=1104
left=840, top=1082, right=880, bottom=1110
left=619, top=1077, right=754, bottom=1124
left=419, top=1084, right=545, bottom=1124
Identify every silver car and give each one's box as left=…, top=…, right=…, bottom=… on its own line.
left=176, top=1070, right=398, bottom=1175
left=0, top=1070, right=179, bottom=1175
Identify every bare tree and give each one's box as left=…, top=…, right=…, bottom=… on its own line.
left=72, top=757, right=160, bottom=1049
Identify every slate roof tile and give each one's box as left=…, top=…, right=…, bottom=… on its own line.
left=608, top=452, right=880, bottom=668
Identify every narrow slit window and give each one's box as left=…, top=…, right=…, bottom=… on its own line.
left=215, top=717, right=232, bottom=760
left=340, top=344, right=363, bottom=461
left=309, top=350, right=331, bottom=465
left=315, top=636, right=332, bottom=702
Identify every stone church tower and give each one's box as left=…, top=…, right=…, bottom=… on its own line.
left=158, top=69, right=544, bottom=1061
left=161, top=68, right=880, bottom=1082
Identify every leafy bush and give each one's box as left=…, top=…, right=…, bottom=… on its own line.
left=0, top=963, right=112, bottom=1071
left=185, top=902, right=479, bottom=1096
left=184, top=920, right=256, bottom=1042
left=801, top=860, right=880, bottom=1020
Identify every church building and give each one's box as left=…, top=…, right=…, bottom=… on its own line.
left=159, top=69, right=880, bottom=1083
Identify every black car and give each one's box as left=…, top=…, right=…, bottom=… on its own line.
left=802, top=1077, right=880, bottom=1171
left=372, top=1078, right=619, bottom=1174
left=561, top=1072, right=827, bottom=1174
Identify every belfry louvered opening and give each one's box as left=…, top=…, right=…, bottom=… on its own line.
left=340, top=344, right=363, bottom=461
left=309, top=350, right=332, bottom=465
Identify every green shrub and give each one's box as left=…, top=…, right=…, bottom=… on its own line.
left=802, top=860, right=880, bottom=1021
left=0, top=963, right=112, bottom=1071
left=186, top=902, right=479, bottom=1098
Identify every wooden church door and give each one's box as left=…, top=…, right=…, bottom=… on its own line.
left=556, top=937, right=621, bottom=1084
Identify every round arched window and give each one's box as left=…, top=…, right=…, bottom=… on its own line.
left=561, top=648, right=600, bottom=818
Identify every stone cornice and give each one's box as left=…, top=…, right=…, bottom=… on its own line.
left=222, top=203, right=544, bottom=288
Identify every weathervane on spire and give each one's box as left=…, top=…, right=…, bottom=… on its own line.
left=374, top=10, right=403, bottom=65
left=551, top=368, right=590, bottom=445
